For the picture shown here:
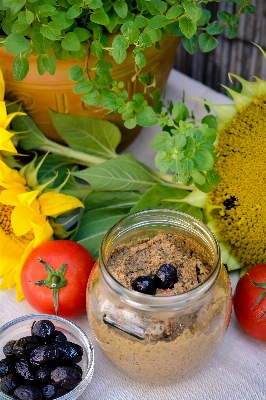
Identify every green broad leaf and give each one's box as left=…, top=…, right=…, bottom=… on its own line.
left=101, top=92, right=122, bottom=111
left=181, top=35, right=197, bottom=55
left=72, top=154, right=162, bottom=191
left=143, top=27, right=162, bottom=43
left=130, top=184, right=203, bottom=220
left=17, top=10, right=34, bottom=25
left=13, top=55, right=29, bottom=81
left=147, top=0, right=168, bottom=16
left=73, top=27, right=91, bottom=42
left=61, top=32, right=81, bottom=51
left=184, top=3, right=202, bottom=23
left=113, top=0, right=128, bottom=19
left=135, top=52, right=146, bottom=68
left=179, top=16, right=197, bottom=39
left=217, top=11, right=230, bottom=22
left=4, top=32, right=32, bottom=54
left=40, top=23, right=61, bottom=41
left=198, top=33, right=218, bottom=52
left=69, top=45, right=87, bottom=60
left=193, top=149, right=214, bottom=171
left=111, top=34, right=128, bottom=63
left=172, top=102, right=189, bottom=122
left=74, top=208, right=131, bottom=259
left=201, top=115, right=217, bottom=131
left=83, top=191, right=142, bottom=211
left=173, top=133, right=186, bottom=149
left=38, top=4, right=57, bottom=17
left=48, top=110, right=121, bottom=158
left=66, top=5, right=82, bottom=19
left=51, top=11, right=74, bottom=30
left=134, top=15, right=148, bottom=28
left=154, top=151, right=171, bottom=174
left=206, top=21, right=224, bottom=36
left=138, top=32, right=153, bottom=49
left=82, top=90, right=101, bottom=106
left=37, top=54, right=56, bottom=75
left=68, top=65, right=84, bottom=81
left=90, top=0, right=103, bottom=9
left=166, top=5, right=183, bottom=20
left=32, top=32, right=52, bottom=54
left=90, top=8, right=110, bottom=25
left=146, top=15, right=169, bottom=30
left=73, top=78, right=93, bottom=94
left=136, top=106, right=157, bottom=127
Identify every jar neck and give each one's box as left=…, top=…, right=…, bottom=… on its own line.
left=98, top=209, right=222, bottom=310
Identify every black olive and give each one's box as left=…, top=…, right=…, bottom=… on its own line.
left=1, top=373, right=19, bottom=394
left=35, top=365, right=51, bottom=385
left=154, top=263, right=178, bottom=289
left=29, top=345, right=60, bottom=367
left=15, top=359, right=36, bottom=383
left=50, top=365, right=82, bottom=390
left=49, top=330, right=67, bottom=345
left=132, top=275, right=156, bottom=295
left=13, top=384, right=43, bottom=400
left=0, top=357, right=15, bottom=377
left=3, top=340, right=16, bottom=358
left=13, top=337, right=39, bottom=359
left=53, top=387, right=68, bottom=398
left=57, top=341, right=83, bottom=364
left=31, top=320, right=55, bottom=341
left=41, top=383, right=57, bottom=399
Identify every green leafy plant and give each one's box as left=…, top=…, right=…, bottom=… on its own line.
left=0, top=0, right=256, bottom=130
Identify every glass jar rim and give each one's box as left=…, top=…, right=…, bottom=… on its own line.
left=99, top=209, right=222, bottom=310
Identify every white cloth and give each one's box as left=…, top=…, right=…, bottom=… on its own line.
left=1, top=70, right=265, bottom=400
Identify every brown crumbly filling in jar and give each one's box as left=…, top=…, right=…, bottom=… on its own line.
left=107, top=233, right=214, bottom=296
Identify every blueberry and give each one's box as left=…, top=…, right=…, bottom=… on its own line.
left=154, top=263, right=178, bottom=289
left=132, top=276, right=156, bottom=295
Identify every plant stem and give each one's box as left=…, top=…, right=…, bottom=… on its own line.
left=154, top=170, right=196, bottom=191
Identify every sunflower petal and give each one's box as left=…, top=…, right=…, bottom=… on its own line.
left=0, top=101, right=7, bottom=126
left=0, top=159, right=26, bottom=187
left=0, top=128, right=17, bottom=153
left=39, top=192, right=84, bottom=217
left=11, top=205, right=37, bottom=236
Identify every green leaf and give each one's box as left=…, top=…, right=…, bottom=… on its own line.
left=38, top=4, right=57, bottom=17
left=83, top=191, right=142, bottom=211
left=136, top=106, right=157, bottom=127
left=198, top=33, right=218, bottom=52
left=90, top=8, right=109, bottom=25
left=13, top=55, right=29, bottom=81
left=73, top=27, right=91, bottom=42
left=40, top=23, right=61, bottom=41
left=179, top=16, right=197, bottom=39
left=147, top=0, right=167, bottom=15
left=73, top=78, right=93, bottom=94
left=227, top=24, right=238, bottom=39
left=193, top=149, right=214, bottom=171
left=2, top=0, right=25, bottom=13
left=172, top=102, right=189, bottom=122
left=206, top=21, right=224, bottom=36
left=61, top=32, right=81, bottom=51
left=68, top=65, right=84, bottom=81
left=4, top=32, right=32, bottom=54
left=121, top=21, right=139, bottom=43
left=184, top=3, right=202, bottom=23
left=17, top=10, right=34, bottom=25
left=111, top=35, right=128, bottom=63
left=181, top=35, right=197, bottom=55
left=66, top=5, right=82, bottom=19
left=135, top=52, right=146, bottom=68
left=37, top=54, right=56, bottom=75
left=72, top=154, right=162, bottom=191
left=82, top=90, right=101, bottom=106
left=32, top=32, right=52, bottom=54
left=11, top=112, right=49, bottom=150
left=48, top=110, right=121, bottom=158
left=146, top=15, right=169, bottom=30
left=166, top=5, right=183, bottom=20
left=74, top=208, right=131, bottom=259
left=113, top=0, right=128, bottom=18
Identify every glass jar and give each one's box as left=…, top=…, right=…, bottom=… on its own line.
left=86, top=209, right=232, bottom=385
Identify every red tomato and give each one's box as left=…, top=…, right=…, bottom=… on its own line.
left=233, top=263, right=266, bottom=341
left=21, top=240, right=95, bottom=318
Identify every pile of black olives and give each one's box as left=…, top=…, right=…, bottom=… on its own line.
left=0, top=319, right=84, bottom=399
left=132, top=263, right=179, bottom=295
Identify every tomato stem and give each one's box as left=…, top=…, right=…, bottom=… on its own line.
left=30, top=257, right=68, bottom=315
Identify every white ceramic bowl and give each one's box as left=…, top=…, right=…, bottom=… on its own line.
left=0, top=314, right=94, bottom=399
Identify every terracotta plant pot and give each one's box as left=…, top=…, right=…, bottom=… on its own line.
left=0, top=35, right=180, bottom=150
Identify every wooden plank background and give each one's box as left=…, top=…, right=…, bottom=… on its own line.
left=174, top=0, right=266, bottom=94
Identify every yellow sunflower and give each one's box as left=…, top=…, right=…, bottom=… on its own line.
left=0, top=69, right=25, bottom=155
left=204, top=48, right=266, bottom=272
left=0, top=159, right=84, bottom=301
